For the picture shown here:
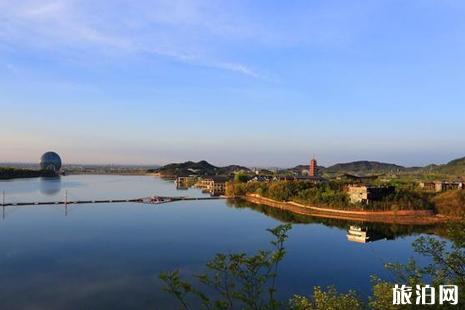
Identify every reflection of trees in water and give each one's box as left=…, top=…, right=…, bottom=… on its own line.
left=39, top=177, right=62, bottom=195
left=226, top=199, right=446, bottom=240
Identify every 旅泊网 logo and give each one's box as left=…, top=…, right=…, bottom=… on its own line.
left=393, top=284, right=458, bottom=306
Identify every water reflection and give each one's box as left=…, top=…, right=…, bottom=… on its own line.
left=39, top=177, right=62, bottom=195
left=0, top=176, right=448, bottom=309
left=346, top=225, right=394, bottom=243
left=226, top=198, right=445, bottom=241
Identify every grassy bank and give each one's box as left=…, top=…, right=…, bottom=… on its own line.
left=244, top=194, right=446, bottom=225
left=227, top=180, right=434, bottom=211
left=433, top=190, right=465, bottom=217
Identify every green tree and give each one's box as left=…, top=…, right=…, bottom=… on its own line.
left=160, top=219, right=464, bottom=309
left=289, top=286, right=364, bottom=310
left=370, top=219, right=465, bottom=309
left=160, top=224, right=292, bottom=310
left=234, top=172, right=250, bottom=184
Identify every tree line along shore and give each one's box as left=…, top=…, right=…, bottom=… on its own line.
left=225, top=178, right=465, bottom=223
left=3, top=160, right=464, bottom=224
left=0, top=167, right=58, bottom=180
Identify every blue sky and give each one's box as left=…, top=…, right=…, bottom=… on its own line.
left=1, top=0, right=465, bottom=167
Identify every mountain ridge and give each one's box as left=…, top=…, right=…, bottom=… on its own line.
left=323, top=161, right=405, bottom=175
left=153, top=160, right=250, bottom=176
left=152, top=156, right=465, bottom=177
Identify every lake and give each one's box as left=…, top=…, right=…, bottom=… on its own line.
left=0, top=175, right=437, bottom=309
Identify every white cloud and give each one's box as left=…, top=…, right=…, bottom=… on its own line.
left=0, top=0, right=377, bottom=80
left=207, top=61, right=262, bottom=79
left=23, top=1, right=66, bottom=18
left=0, top=0, right=265, bottom=78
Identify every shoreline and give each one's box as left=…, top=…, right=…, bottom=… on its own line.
left=0, top=170, right=58, bottom=180
left=0, top=172, right=152, bottom=180
left=66, top=172, right=150, bottom=176
left=243, top=194, right=451, bottom=225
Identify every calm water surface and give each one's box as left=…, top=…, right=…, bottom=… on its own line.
left=0, top=175, right=435, bottom=309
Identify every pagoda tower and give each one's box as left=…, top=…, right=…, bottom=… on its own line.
left=309, top=158, right=317, bottom=177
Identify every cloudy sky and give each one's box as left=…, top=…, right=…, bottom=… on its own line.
left=1, top=0, right=465, bottom=167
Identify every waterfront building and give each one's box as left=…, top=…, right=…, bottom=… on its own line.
left=347, top=185, right=395, bottom=204
left=40, top=151, right=62, bottom=172
left=176, top=176, right=198, bottom=190
left=196, top=176, right=230, bottom=196
left=419, top=181, right=464, bottom=192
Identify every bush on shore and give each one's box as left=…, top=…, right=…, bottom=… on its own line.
left=367, top=190, right=434, bottom=211
left=433, top=190, right=465, bottom=217
left=227, top=180, right=434, bottom=211
left=227, top=181, right=350, bottom=209
left=0, top=167, right=57, bottom=180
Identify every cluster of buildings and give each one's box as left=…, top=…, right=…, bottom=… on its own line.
left=173, top=157, right=393, bottom=203
left=346, top=180, right=465, bottom=205
left=176, top=175, right=231, bottom=196
left=175, top=157, right=324, bottom=196
left=176, top=175, right=233, bottom=196
left=419, top=181, right=465, bottom=193
left=175, top=156, right=464, bottom=202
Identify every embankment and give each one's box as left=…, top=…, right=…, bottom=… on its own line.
left=244, top=194, right=449, bottom=225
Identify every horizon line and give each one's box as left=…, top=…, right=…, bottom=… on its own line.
left=0, top=157, right=460, bottom=169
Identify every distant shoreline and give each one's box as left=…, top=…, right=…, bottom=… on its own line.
left=0, top=171, right=157, bottom=180
left=0, top=168, right=58, bottom=180
left=66, top=171, right=150, bottom=176
left=243, top=194, right=451, bottom=225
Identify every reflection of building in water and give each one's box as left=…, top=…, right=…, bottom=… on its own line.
left=196, top=176, right=230, bottom=196
left=346, top=225, right=391, bottom=243
left=175, top=176, right=198, bottom=190
left=39, top=177, right=62, bottom=195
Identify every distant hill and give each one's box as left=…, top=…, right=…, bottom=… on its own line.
left=321, top=156, right=465, bottom=177
left=430, top=156, right=465, bottom=176
left=323, top=161, right=405, bottom=175
left=218, top=165, right=251, bottom=175
left=153, top=161, right=250, bottom=177
left=445, top=156, right=465, bottom=167
left=152, top=156, right=465, bottom=179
